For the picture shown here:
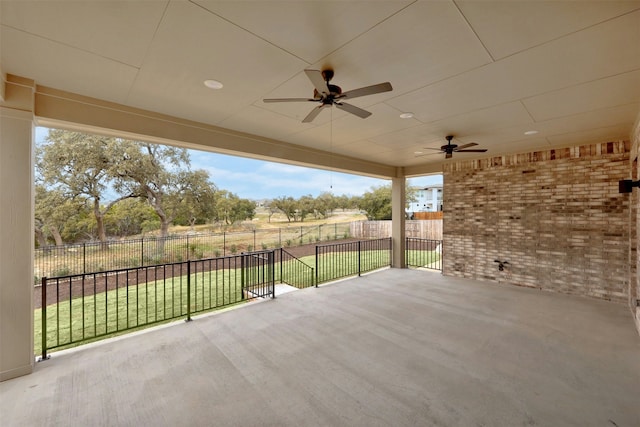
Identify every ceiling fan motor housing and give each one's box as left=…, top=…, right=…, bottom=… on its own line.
left=313, top=84, right=342, bottom=100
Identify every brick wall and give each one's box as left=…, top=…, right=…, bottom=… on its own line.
left=443, top=141, right=630, bottom=303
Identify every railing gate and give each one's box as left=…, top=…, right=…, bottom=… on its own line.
left=241, top=250, right=276, bottom=300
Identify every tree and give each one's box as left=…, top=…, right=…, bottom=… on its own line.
left=271, top=196, right=298, bottom=222
left=313, top=192, right=337, bottom=218
left=171, top=170, right=218, bottom=229
left=358, top=185, right=392, bottom=220
left=37, top=130, right=135, bottom=246
left=264, top=199, right=280, bottom=223
left=215, top=190, right=256, bottom=225
left=34, top=185, right=88, bottom=246
left=112, top=141, right=216, bottom=238
left=357, top=182, right=418, bottom=220
left=104, top=198, right=158, bottom=237
left=296, top=194, right=315, bottom=222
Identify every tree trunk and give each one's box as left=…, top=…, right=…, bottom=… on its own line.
left=34, top=227, right=48, bottom=247
left=51, top=226, right=64, bottom=247
left=93, top=199, right=109, bottom=249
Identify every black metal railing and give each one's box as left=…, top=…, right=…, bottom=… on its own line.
left=34, top=223, right=352, bottom=281
left=276, top=248, right=315, bottom=289
left=39, top=252, right=275, bottom=359
left=315, top=238, right=391, bottom=284
left=241, top=250, right=276, bottom=299
left=406, top=238, right=442, bottom=271
left=37, top=238, right=442, bottom=359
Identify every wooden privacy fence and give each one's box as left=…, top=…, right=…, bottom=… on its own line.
left=350, top=220, right=442, bottom=240
left=412, top=211, right=443, bottom=220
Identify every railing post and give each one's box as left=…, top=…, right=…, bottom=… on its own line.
left=40, top=277, right=49, bottom=361
left=271, top=250, right=276, bottom=299
left=223, top=232, right=226, bottom=256
left=253, top=230, right=256, bottom=250
left=185, top=261, right=192, bottom=322
left=405, top=237, right=408, bottom=267
left=358, top=240, right=362, bottom=277
left=83, top=243, right=86, bottom=274
left=280, top=248, right=283, bottom=284
left=315, top=246, right=319, bottom=287
left=241, top=254, right=245, bottom=300
left=279, top=228, right=282, bottom=247
left=141, top=238, right=144, bottom=267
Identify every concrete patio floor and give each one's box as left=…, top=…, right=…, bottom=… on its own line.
left=1, top=269, right=639, bottom=426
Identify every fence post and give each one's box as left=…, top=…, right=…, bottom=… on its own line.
left=141, top=238, right=144, bottom=267
left=186, top=235, right=190, bottom=261
left=186, top=261, right=192, bottom=322
left=40, top=277, right=49, bottom=361
left=223, top=232, right=226, bottom=256
left=279, top=228, right=282, bottom=247
left=358, top=240, right=362, bottom=277
left=253, top=230, right=256, bottom=250
left=83, top=243, right=86, bottom=274
left=299, top=226, right=303, bottom=245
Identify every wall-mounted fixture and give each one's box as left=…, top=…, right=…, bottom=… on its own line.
left=619, top=179, right=640, bottom=193
left=494, top=260, right=509, bottom=271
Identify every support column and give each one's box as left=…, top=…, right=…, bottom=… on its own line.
left=632, top=113, right=640, bottom=336
left=1, top=77, right=35, bottom=381
left=391, top=175, right=406, bottom=268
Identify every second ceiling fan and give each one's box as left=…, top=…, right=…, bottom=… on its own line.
left=419, top=135, right=488, bottom=159
left=263, top=69, right=392, bottom=123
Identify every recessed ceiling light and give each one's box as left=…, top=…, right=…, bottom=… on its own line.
left=400, top=112, right=414, bottom=119
left=204, top=79, right=223, bottom=90
left=524, top=130, right=538, bottom=135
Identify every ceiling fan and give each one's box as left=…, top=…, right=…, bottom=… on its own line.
left=263, top=69, right=392, bottom=123
left=418, top=135, right=488, bottom=159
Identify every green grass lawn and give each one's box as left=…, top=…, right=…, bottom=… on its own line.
left=34, top=249, right=438, bottom=356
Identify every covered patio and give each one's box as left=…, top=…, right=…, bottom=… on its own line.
left=2, top=0, right=640, bottom=398
left=2, top=269, right=638, bottom=426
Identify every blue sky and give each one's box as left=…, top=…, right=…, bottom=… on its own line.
left=36, top=127, right=442, bottom=200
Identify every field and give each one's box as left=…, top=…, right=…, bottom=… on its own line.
left=35, top=209, right=366, bottom=280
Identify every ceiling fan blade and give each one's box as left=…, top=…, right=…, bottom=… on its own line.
left=263, top=97, right=318, bottom=103
left=302, top=105, right=326, bottom=123
left=454, top=142, right=478, bottom=150
left=335, top=102, right=372, bottom=119
left=304, top=69, right=329, bottom=95
left=414, top=151, right=443, bottom=158
left=339, top=82, right=393, bottom=100
left=456, top=149, right=488, bottom=153
left=422, top=147, right=445, bottom=151
left=445, top=152, right=453, bottom=159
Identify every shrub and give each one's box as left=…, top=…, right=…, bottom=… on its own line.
left=261, top=242, right=268, bottom=250
left=230, top=244, right=237, bottom=254
left=53, top=266, right=71, bottom=277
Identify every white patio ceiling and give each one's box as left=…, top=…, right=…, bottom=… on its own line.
left=2, top=1, right=639, bottom=177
